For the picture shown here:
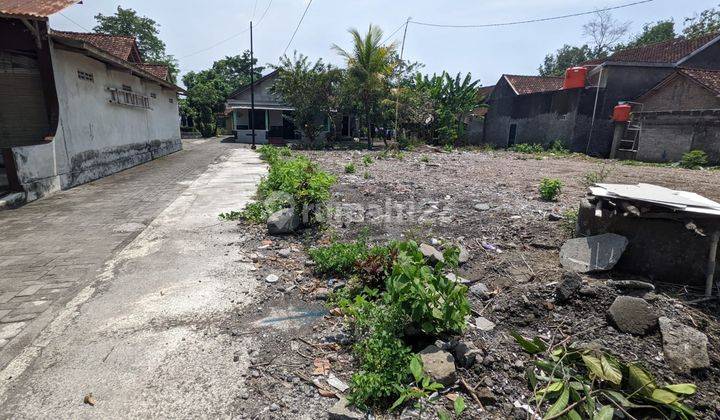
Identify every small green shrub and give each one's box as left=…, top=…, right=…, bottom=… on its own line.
left=238, top=202, right=268, bottom=223
left=547, top=139, right=570, bottom=155
left=218, top=210, right=242, bottom=221
left=385, top=241, right=469, bottom=336
left=582, top=166, right=611, bottom=187
left=680, top=150, right=708, bottom=169
left=363, top=155, right=373, bottom=166
left=420, top=155, right=430, bottom=163
left=561, top=209, right=578, bottom=237
left=442, top=144, right=454, bottom=153
left=539, top=178, right=563, bottom=201
left=345, top=163, right=357, bottom=174
left=258, top=155, right=336, bottom=210
left=511, top=143, right=543, bottom=154
left=308, top=240, right=369, bottom=276
left=363, top=171, right=371, bottom=179
left=257, top=145, right=292, bottom=163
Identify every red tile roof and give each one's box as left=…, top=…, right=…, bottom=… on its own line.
left=503, top=75, right=563, bottom=95
left=0, top=0, right=79, bottom=19
left=477, top=85, right=495, bottom=100
left=585, top=32, right=720, bottom=65
left=679, top=68, right=720, bottom=95
left=137, top=64, right=169, bottom=81
left=53, top=31, right=141, bottom=62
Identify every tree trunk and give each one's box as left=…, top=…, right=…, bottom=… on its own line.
left=365, top=104, right=372, bottom=150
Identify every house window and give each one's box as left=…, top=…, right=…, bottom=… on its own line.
left=169, top=98, right=174, bottom=104
left=107, top=87, right=150, bottom=109
left=122, top=85, right=132, bottom=92
left=150, top=93, right=157, bottom=99
left=77, top=71, right=94, bottom=82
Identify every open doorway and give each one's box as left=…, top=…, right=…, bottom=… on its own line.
left=0, top=149, right=20, bottom=197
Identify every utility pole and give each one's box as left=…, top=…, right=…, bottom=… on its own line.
left=394, top=17, right=411, bottom=145
left=249, top=21, right=257, bottom=149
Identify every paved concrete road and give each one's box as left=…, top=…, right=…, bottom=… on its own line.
left=0, top=139, right=265, bottom=417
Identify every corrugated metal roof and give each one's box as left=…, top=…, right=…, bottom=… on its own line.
left=0, top=0, right=80, bottom=19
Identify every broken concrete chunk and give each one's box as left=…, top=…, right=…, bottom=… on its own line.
left=327, top=397, right=363, bottom=420
left=555, top=272, right=583, bottom=303
left=327, top=374, right=350, bottom=392
left=475, top=316, right=496, bottom=331
left=445, top=273, right=470, bottom=284
left=419, top=345, right=457, bottom=386
left=265, top=274, right=280, bottom=284
left=458, top=245, right=470, bottom=264
left=659, top=317, right=710, bottom=373
left=607, top=296, right=657, bottom=336
left=267, top=208, right=300, bottom=235
left=560, top=233, right=628, bottom=273
left=420, top=243, right=444, bottom=264
left=470, top=283, right=490, bottom=299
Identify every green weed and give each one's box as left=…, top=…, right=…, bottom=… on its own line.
left=539, top=178, right=563, bottom=201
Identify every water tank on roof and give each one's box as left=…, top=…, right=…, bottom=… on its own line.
left=562, top=67, right=587, bottom=89
left=613, top=104, right=632, bottom=122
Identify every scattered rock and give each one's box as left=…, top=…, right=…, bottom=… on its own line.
left=269, top=403, right=280, bottom=412
left=659, top=317, right=710, bottom=373
left=560, top=233, right=628, bottom=273
left=420, top=243, right=444, bottom=264
left=328, top=397, right=364, bottom=420
left=419, top=345, right=457, bottom=385
left=475, top=387, right=497, bottom=405
left=458, top=245, right=470, bottom=264
left=83, top=393, right=96, bottom=406
left=475, top=316, right=496, bottom=331
left=474, top=203, right=491, bottom=211
left=277, top=248, right=292, bottom=258
left=547, top=213, right=564, bottom=221
left=267, top=208, right=300, bottom=235
left=327, top=374, right=350, bottom=392
left=607, top=296, right=657, bottom=335
left=470, top=283, right=490, bottom=299
left=265, top=274, right=280, bottom=284
left=313, top=287, right=330, bottom=300
left=446, top=273, right=470, bottom=284
left=607, top=280, right=655, bottom=292
left=555, top=272, right=583, bottom=303
left=454, top=341, right=482, bottom=368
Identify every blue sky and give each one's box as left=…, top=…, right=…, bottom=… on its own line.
left=50, top=0, right=720, bottom=87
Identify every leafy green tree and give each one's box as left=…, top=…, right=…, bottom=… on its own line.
left=93, top=6, right=178, bottom=82
left=684, top=4, right=720, bottom=38
left=333, top=25, right=397, bottom=149
left=616, top=20, right=676, bottom=50
left=411, top=72, right=480, bottom=145
left=539, top=44, right=595, bottom=76
left=270, top=53, right=339, bottom=144
left=181, top=52, right=262, bottom=138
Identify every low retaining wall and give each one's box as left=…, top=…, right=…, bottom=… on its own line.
left=635, top=110, right=720, bottom=163
left=577, top=199, right=720, bottom=291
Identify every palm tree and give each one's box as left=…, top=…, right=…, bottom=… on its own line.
left=333, top=25, right=397, bottom=149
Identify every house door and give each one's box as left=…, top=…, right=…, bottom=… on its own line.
left=0, top=149, right=20, bottom=195
left=282, top=112, right=298, bottom=140
left=508, top=123, right=517, bottom=146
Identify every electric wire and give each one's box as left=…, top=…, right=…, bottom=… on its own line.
left=410, top=0, right=653, bottom=28
left=282, top=0, right=314, bottom=56
left=58, top=11, right=91, bottom=32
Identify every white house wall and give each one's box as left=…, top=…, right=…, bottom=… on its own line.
left=11, top=44, right=181, bottom=199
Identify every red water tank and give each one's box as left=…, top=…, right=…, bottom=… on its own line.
left=562, top=67, right=587, bottom=89
left=613, top=104, right=632, bottom=122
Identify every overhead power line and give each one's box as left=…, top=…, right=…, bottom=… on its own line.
left=179, top=0, right=273, bottom=60
left=410, top=0, right=653, bottom=28
left=282, top=0, right=314, bottom=56
left=381, top=20, right=408, bottom=45
left=59, top=11, right=91, bottom=32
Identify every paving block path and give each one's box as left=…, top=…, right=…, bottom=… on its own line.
left=0, top=138, right=243, bottom=368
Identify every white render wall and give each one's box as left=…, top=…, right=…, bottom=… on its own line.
left=12, top=43, right=181, bottom=199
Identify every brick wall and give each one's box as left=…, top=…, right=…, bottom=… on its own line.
left=641, top=76, right=720, bottom=111
left=635, top=110, right=720, bottom=163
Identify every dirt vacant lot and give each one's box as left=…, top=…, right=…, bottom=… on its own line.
left=230, top=148, right=720, bottom=419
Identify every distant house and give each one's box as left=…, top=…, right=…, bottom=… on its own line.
left=225, top=70, right=356, bottom=145
left=623, top=68, right=720, bottom=163
left=0, top=1, right=183, bottom=202
left=483, top=32, right=720, bottom=157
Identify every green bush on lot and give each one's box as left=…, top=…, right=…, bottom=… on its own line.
left=510, top=143, right=544, bottom=154
left=258, top=155, right=336, bottom=210
left=680, top=150, right=708, bottom=169
left=345, top=163, right=357, bottom=174
left=547, top=139, right=570, bottom=155
left=257, top=144, right=292, bottom=164
left=539, top=178, right=563, bottom=201
left=308, top=240, right=370, bottom=276
left=362, top=155, right=373, bottom=166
